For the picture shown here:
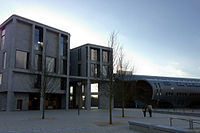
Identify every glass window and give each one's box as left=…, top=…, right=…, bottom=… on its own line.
left=91, top=64, right=99, bottom=77
left=3, top=52, right=6, bottom=69
left=1, top=29, right=5, bottom=50
left=60, top=35, right=68, bottom=56
left=35, top=54, right=42, bottom=71
left=103, top=65, right=108, bottom=78
left=0, top=74, right=2, bottom=86
left=91, top=48, right=98, bottom=61
left=61, top=78, right=66, bottom=90
left=78, top=64, right=81, bottom=76
left=34, top=27, right=43, bottom=51
left=102, top=51, right=109, bottom=62
left=61, top=59, right=67, bottom=74
left=45, top=57, right=56, bottom=73
left=78, top=48, right=81, bottom=61
left=16, top=51, right=29, bottom=69
left=34, top=75, right=41, bottom=88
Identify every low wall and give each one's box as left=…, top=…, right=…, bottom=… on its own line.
left=128, top=120, right=199, bottom=133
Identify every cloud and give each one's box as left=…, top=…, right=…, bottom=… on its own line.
left=125, top=50, right=189, bottom=78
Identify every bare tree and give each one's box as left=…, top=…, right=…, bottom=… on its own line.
left=116, top=46, right=134, bottom=117
left=107, top=31, right=120, bottom=124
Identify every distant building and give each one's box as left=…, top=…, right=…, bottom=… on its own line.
left=0, top=15, right=112, bottom=111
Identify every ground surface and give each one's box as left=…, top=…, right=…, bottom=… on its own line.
left=0, top=108, right=200, bottom=133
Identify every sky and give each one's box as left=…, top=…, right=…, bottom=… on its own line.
left=1, top=0, right=200, bottom=78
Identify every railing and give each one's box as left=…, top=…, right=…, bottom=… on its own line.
left=169, top=117, right=200, bottom=129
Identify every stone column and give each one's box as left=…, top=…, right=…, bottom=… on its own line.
left=85, top=79, right=91, bottom=110
left=65, top=77, right=69, bottom=110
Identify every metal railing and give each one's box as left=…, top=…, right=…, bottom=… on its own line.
left=169, top=117, right=200, bottom=129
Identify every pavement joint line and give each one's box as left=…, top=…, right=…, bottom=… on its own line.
left=1, top=125, right=128, bottom=133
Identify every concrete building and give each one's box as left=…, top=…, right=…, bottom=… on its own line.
left=0, top=15, right=112, bottom=111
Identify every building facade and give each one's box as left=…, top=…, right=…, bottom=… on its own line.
left=0, top=15, right=112, bottom=111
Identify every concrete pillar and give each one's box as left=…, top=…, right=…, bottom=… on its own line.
left=65, top=77, right=69, bottom=110
left=85, top=79, right=91, bottom=110
left=6, top=91, right=15, bottom=111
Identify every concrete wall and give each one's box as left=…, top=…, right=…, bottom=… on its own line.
left=16, top=20, right=32, bottom=51
left=98, top=82, right=110, bottom=109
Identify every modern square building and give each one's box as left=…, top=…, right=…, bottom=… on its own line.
left=0, top=15, right=112, bottom=111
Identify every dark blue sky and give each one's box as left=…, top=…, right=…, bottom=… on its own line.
left=1, top=0, right=200, bottom=78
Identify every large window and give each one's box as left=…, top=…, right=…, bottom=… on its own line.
left=34, top=26, right=43, bottom=51
left=78, top=48, right=81, bottom=61
left=78, top=64, right=81, bottom=76
left=91, top=64, right=99, bottom=77
left=0, top=28, right=5, bottom=50
left=61, top=59, right=67, bottom=74
left=91, top=48, right=99, bottom=61
left=16, top=50, right=29, bottom=69
left=0, top=74, right=2, bottom=86
left=34, top=75, right=41, bottom=88
left=60, top=35, right=68, bottom=56
left=46, top=57, right=56, bottom=73
left=61, top=78, right=66, bottom=90
left=35, top=54, right=42, bottom=71
left=102, top=50, right=109, bottom=62
left=3, top=52, right=6, bottom=69
left=102, top=65, right=109, bottom=78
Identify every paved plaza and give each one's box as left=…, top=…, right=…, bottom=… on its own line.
left=0, top=109, right=200, bottom=133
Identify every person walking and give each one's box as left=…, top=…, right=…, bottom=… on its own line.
left=142, top=105, right=147, bottom=117
left=148, top=105, right=153, bottom=117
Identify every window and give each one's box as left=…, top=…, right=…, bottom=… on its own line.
left=0, top=74, right=2, bottom=86
left=102, top=65, right=108, bottom=78
left=102, top=50, right=109, bottom=62
left=34, top=75, right=41, bottom=88
left=61, top=78, right=66, bottom=90
left=91, top=48, right=98, bottom=61
left=0, top=28, right=5, bottom=50
left=61, top=59, right=67, bottom=74
left=45, top=57, right=56, bottom=73
left=91, top=64, right=99, bottom=77
left=60, top=35, right=68, bottom=56
left=78, top=48, right=81, bottom=61
left=16, top=51, right=29, bottom=69
left=78, top=64, right=81, bottom=76
left=34, top=26, right=43, bottom=51
left=35, top=54, right=42, bottom=71
left=3, top=52, right=6, bottom=69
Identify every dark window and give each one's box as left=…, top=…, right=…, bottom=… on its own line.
left=102, top=50, right=109, bottom=62
left=78, top=64, right=81, bottom=76
left=0, top=28, right=5, bottom=50
left=60, top=35, right=68, bottom=56
left=61, top=59, right=67, bottom=74
left=61, top=78, right=66, bottom=90
left=45, top=57, right=56, bottom=73
left=16, top=99, right=23, bottom=110
left=91, top=48, right=99, bottom=61
left=78, top=48, right=81, bottom=61
left=91, top=64, right=99, bottom=77
left=16, top=51, right=29, bottom=69
left=35, top=54, right=42, bottom=71
left=3, top=52, right=6, bottom=69
left=34, top=27, right=43, bottom=51
left=34, top=75, right=41, bottom=88
left=0, top=73, right=2, bottom=86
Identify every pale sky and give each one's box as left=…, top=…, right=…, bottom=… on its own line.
left=1, top=0, right=200, bottom=78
